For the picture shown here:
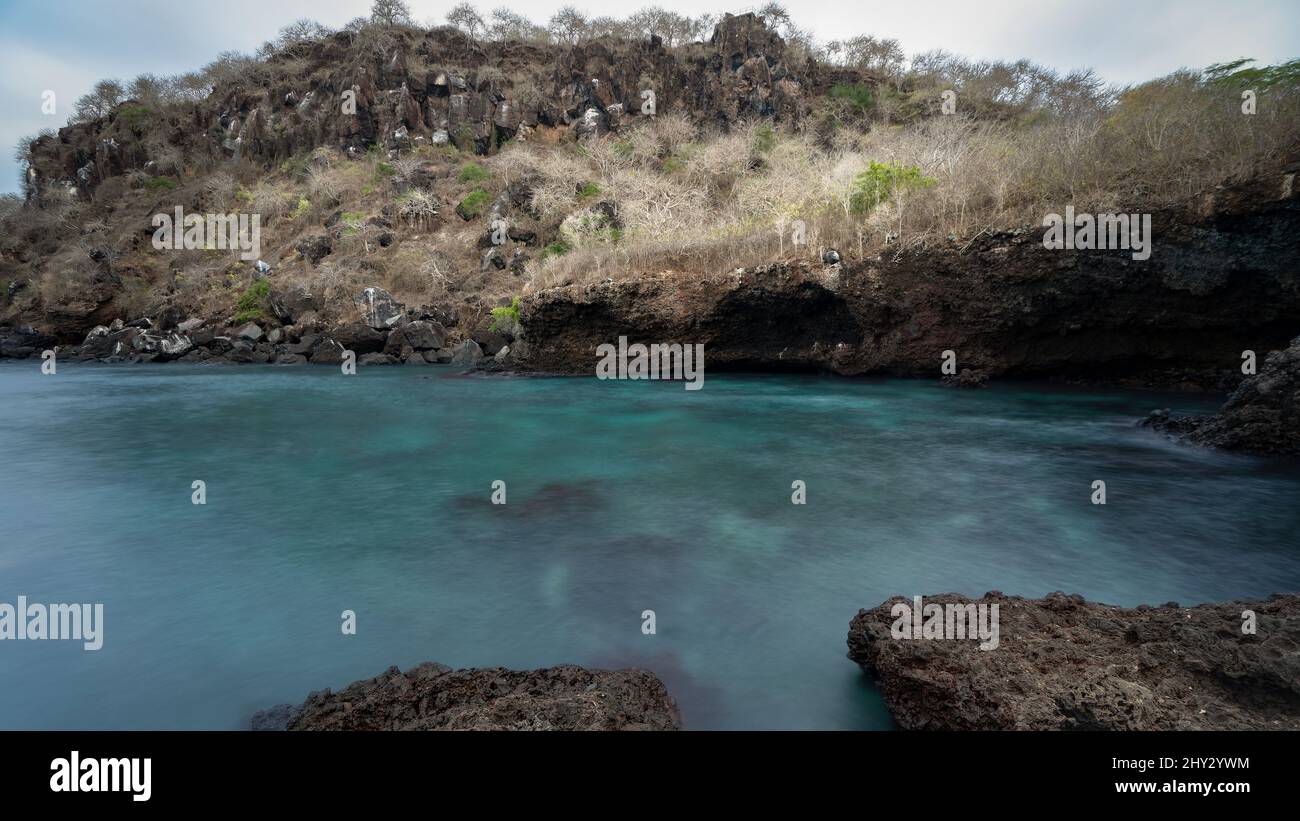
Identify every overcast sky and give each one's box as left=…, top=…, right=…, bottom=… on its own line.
left=2, top=0, right=1298, bottom=194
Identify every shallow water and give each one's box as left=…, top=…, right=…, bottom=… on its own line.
left=1, top=362, right=1298, bottom=729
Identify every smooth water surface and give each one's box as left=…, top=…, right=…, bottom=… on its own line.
left=1, top=362, right=1298, bottom=729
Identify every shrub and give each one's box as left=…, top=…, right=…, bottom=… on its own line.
left=577, top=181, right=601, bottom=198
left=490, top=296, right=521, bottom=331
left=457, top=189, right=490, bottom=218
left=145, top=176, right=178, bottom=191
left=539, top=239, right=570, bottom=260
left=849, top=161, right=935, bottom=214
left=829, top=83, right=875, bottom=117
left=235, top=279, right=270, bottom=319
left=458, top=162, right=489, bottom=183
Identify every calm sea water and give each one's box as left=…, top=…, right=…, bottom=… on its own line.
left=1, top=362, right=1298, bottom=729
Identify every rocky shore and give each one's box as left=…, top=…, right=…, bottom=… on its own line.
left=848, top=591, right=1300, bottom=730
left=1141, top=334, right=1300, bottom=456
left=251, top=662, right=681, bottom=731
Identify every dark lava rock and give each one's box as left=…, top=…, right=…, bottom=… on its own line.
left=358, top=352, right=400, bottom=366
left=331, top=321, right=385, bottom=354
left=296, top=234, right=332, bottom=265
left=402, top=320, right=447, bottom=350
left=251, top=662, right=680, bottom=731
left=309, top=339, right=348, bottom=364
left=847, top=591, right=1300, bottom=730
left=1141, top=334, right=1300, bottom=456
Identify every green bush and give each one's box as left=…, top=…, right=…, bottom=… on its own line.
left=849, top=161, right=935, bottom=214
left=117, top=105, right=151, bottom=136
left=490, top=296, right=521, bottom=332
left=539, top=239, right=570, bottom=260
left=459, top=162, right=489, bottom=183
left=830, top=83, right=875, bottom=117
left=145, top=176, right=178, bottom=191
left=753, top=124, right=777, bottom=154
left=235, top=279, right=270, bottom=319
left=457, top=189, right=490, bottom=218
left=577, top=181, right=602, bottom=199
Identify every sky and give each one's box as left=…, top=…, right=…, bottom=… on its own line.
left=1, top=0, right=1298, bottom=194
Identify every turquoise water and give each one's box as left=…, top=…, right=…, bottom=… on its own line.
left=1, top=362, right=1298, bottom=730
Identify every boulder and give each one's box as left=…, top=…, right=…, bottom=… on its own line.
left=331, top=321, right=385, bottom=354
left=355, top=286, right=404, bottom=330
left=449, top=339, right=485, bottom=367
left=402, top=320, right=447, bottom=350
left=309, top=339, right=348, bottom=364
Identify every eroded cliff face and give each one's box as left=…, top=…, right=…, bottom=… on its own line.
left=516, top=171, right=1300, bottom=390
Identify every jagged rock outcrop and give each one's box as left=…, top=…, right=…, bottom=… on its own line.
left=1141, top=334, right=1300, bottom=455
left=252, top=662, right=681, bottom=731
left=518, top=172, right=1300, bottom=389
left=26, top=14, right=841, bottom=199
left=848, top=591, right=1300, bottom=730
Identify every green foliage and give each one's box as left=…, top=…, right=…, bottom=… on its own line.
left=458, top=162, right=489, bottom=183
left=340, top=210, right=366, bottom=236
left=849, top=161, right=935, bottom=214
left=489, top=296, right=521, bottom=332
left=145, top=176, right=178, bottom=191
left=1203, top=58, right=1300, bottom=90
left=234, top=279, right=270, bottom=320
left=539, top=239, right=570, bottom=260
left=279, top=153, right=310, bottom=179
left=829, top=83, right=875, bottom=116
left=456, top=189, right=490, bottom=218
left=752, top=124, right=777, bottom=154
left=117, top=105, right=151, bottom=136
left=577, top=181, right=601, bottom=198
left=291, top=197, right=311, bottom=219
left=374, top=161, right=395, bottom=180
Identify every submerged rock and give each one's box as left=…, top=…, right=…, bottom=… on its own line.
left=251, top=662, right=680, bottom=731
left=848, top=591, right=1300, bottom=730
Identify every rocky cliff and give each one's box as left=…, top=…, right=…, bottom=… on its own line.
left=515, top=169, right=1300, bottom=391
left=25, top=13, right=836, bottom=200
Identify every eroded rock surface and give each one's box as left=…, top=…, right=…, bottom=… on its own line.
left=252, top=662, right=681, bottom=731
left=847, top=591, right=1300, bottom=730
